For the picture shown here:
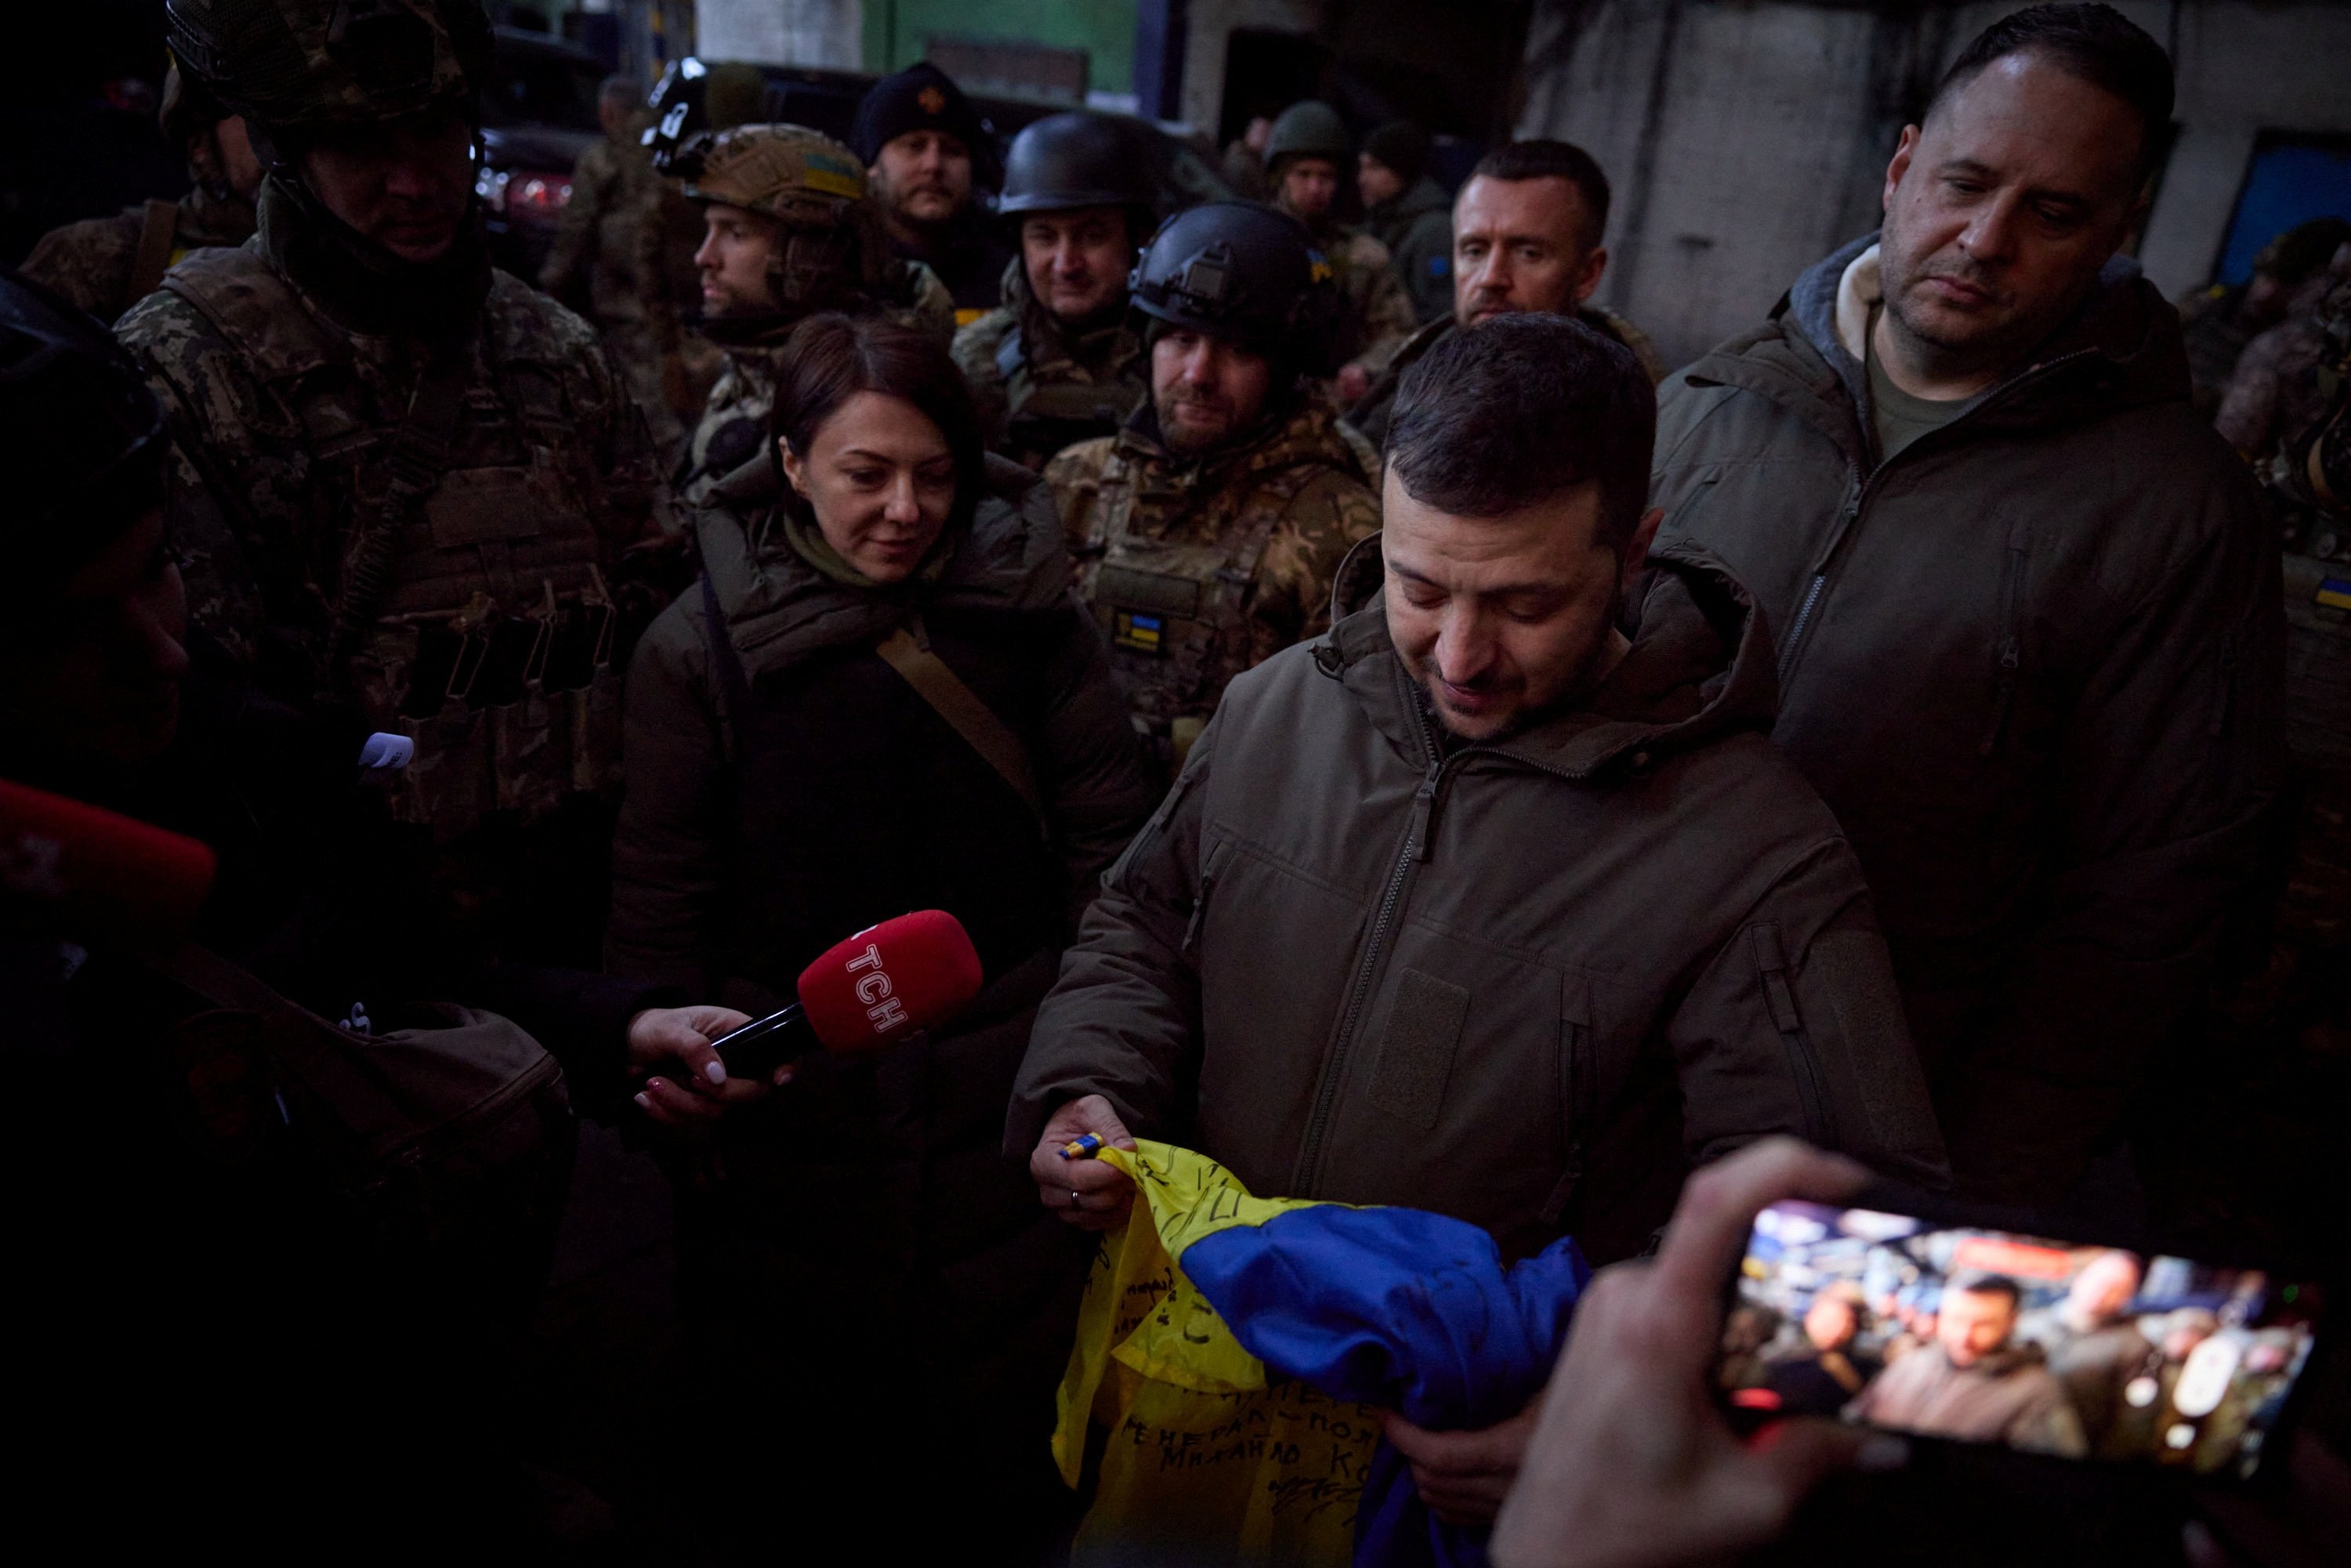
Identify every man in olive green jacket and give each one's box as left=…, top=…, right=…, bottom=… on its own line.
left=1010, top=314, right=1947, bottom=1523
left=1650, top=10, right=2284, bottom=1210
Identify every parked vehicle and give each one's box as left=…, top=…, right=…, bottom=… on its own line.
left=476, top=27, right=604, bottom=279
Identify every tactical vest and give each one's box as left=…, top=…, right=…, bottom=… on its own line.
left=161, top=252, right=624, bottom=842
left=683, top=351, right=776, bottom=505
left=994, top=322, right=1139, bottom=465
left=1072, top=448, right=1323, bottom=735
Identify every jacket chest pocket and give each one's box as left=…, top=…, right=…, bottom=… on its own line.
left=1539, top=975, right=1602, bottom=1225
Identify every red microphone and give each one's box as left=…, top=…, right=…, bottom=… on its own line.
left=709, top=910, right=984, bottom=1074
left=1, top=779, right=217, bottom=947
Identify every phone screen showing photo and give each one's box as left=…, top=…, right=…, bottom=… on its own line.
left=1718, top=1202, right=2322, bottom=1480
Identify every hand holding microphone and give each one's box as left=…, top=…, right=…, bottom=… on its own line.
left=632, top=911, right=984, bottom=1126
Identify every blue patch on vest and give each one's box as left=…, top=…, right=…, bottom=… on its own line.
left=1429, top=256, right=1451, bottom=278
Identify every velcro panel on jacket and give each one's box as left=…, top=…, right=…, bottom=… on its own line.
left=1366, top=967, right=1469, bottom=1130
left=1806, top=928, right=1945, bottom=1169
left=1096, top=564, right=1204, bottom=620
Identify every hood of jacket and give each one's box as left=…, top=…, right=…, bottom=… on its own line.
left=1692, top=230, right=2191, bottom=461
left=1317, top=541, right=1780, bottom=780
left=694, top=451, right=1073, bottom=680
left=1368, top=175, right=1450, bottom=233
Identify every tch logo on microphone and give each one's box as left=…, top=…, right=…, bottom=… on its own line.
left=795, top=910, right=985, bottom=1056
left=844, top=942, right=910, bottom=1034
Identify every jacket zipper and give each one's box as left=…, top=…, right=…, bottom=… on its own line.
left=1540, top=1016, right=1593, bottom=1226
left=1772, top=347, right=2099, bottom=697
left=1754, top=924, right=1835, bottom=1146
left=1292, top=674, right=1661, bottom=1195
left=1293, top=692, right=1448, bottom=1195
left=1978, top=538, right=2027, bottom=756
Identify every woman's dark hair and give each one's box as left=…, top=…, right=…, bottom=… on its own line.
left=770, top=313, right=987, bottom=520
left=1386, top=312, right=1655, bottom=554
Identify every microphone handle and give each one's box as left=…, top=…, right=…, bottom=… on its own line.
left=707, top=1001, right=820, bottom=1079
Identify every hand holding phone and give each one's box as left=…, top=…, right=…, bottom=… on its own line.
left=1494, top=1139, right=1895, bottom=1568
left=1717, top=1199, right=2323, bottom=1482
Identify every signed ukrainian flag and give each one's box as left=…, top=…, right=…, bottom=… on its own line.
left=1056, top=1140, right=1591, bottom=1568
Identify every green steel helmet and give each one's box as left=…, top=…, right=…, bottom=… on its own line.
left=999, top=111, right=1156, bottom=220
left=1128, top=200, right=1334, bottom=366
left=1262, top=100, right=1349, bottom=168
left=162, top=0, right=491, bottom=133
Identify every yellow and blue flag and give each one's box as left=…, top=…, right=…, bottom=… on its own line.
left=1056, top=1140, right=1591, bottom=1568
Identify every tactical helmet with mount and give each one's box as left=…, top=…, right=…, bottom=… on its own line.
left=1262, top=100, right=1349, bottom=168
left=677, top=123, right=893, bottom=330
left=999, top=110, right=1157, bottom=224
left=164, top=0, right=491, bottom=134
left=1128, top=201, right=1335, bottom=373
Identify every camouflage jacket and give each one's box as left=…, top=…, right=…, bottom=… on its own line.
left=1308, top=221, right=1418, bottom=373
left=678, top=259, right=957, bottom=505
left=539, top=131, right=660, bottom=331
left=1045, top=393, right=1383, bottom=737
left=2177, top=283, right=2257, bottom=419
left=19, top=183, right=256, bottom=324
left=117, top=208, right=672, bottom=841
left=951, top=260, right=1147, bottom=468
left=1346, top=306, right=1668, bottom=447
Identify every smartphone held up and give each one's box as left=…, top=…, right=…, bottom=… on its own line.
left=1719, top=1201, right=2321, bottom=1482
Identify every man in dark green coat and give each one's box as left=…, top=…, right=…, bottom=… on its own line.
left=1012, top=313, right=1948, bottom=1528
left=1650, top=6, right=2285, bottom=1211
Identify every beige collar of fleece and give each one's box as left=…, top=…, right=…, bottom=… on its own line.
left=1835, top=244, right=1882, bottom=362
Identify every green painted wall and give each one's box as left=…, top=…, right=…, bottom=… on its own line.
left=864, top=0, right=1138, bottom=101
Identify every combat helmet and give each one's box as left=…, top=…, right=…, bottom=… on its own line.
left=158, top=57, right=233, bottom=150
left=163, top=0, right=491, bottom=134
left=675, top=123, right=891, bottom=322
left=1128, top=201, right=1336, bottom=375
left=1262, top=100, right=1349, bottom=170
left=999, top=111, right=1157, bottom=229
left=643, top=57, right=770, bottom=173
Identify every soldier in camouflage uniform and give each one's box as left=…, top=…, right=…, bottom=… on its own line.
left=538, top=74, right=682, bottom=465
left=20, top=60, right=263, bottom=324
left=2179, top=217, right=2351, bottom=419
left=952, top=110, right=1154, bottom=469
left=1047, top=201, right=1383, bottom=770
left=120, top=0, right=672, bottom=965
left=1261, top=100, right=1418, bottom=400
left=634, top=59, right=770, bottom=450
left=672, top=122, right=955, bottom=505
left=1348, top=139, right=1666, bottom=448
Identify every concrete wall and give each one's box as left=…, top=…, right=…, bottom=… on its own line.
left=865, top=0, right=1139, bottom=96
left=1179, top=0, right=1329, bottom=134
left=694, top=0, right=862, bottom=69
left=1518, top=0, right=2351, bottom=374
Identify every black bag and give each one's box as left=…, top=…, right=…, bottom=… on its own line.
left=153, top=943, right=577, bottom=1329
